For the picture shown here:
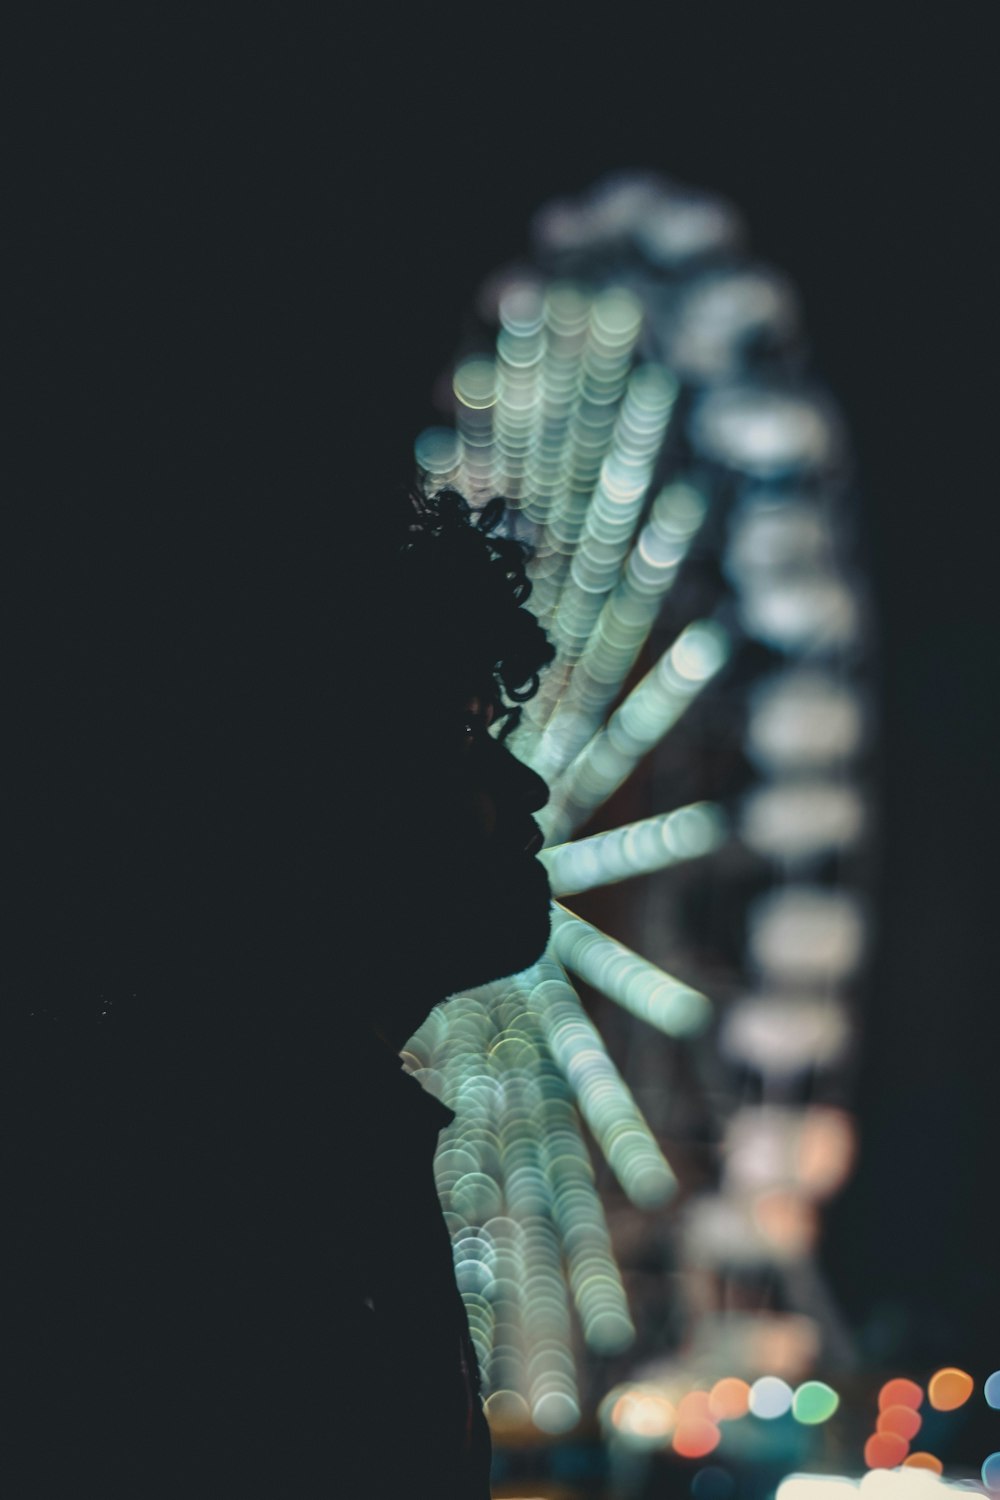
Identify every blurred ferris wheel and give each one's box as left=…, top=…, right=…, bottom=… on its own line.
left=407, top=172, right=875, bottom=1451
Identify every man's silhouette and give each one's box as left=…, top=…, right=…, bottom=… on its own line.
left=2, top=484, right=555, bottom=1496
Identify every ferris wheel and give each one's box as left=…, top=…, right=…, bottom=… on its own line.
left=407, top=171, right=874, bottom=1457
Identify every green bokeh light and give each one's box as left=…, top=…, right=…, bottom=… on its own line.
left=792, top=1381, right=840, bottom=1425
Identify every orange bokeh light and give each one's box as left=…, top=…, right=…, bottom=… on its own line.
left=796, top=1107, right=856, bottom=1198
left=877, top=1379, right=923, bottom=1412
left=903, top=1453, right=943, bottom=1474
left=865, top=1431, right=910, bottom=1469
left=928, top=1367, right=973, bottom=1411
left=709, top=1378, right=751, bottom=1421
left=677, top=1391, right=714, bottom=1423
left=673, top=1419, right=722, bottom=1459
left=877, top=1405, right=922, bottom=1441
left=753, top=1190, right=817, bottom=1255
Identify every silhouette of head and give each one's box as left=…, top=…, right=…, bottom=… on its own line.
left=369, top=488, right=555, bottom=1043
left=3, top=484, right=555, bottom=1043
left=3, top=474, right=556, bottom=1051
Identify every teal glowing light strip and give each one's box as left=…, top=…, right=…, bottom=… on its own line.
left=541, top=803, right=727, bottom=897
left=523, top=956, right=676, bottom=1215
left=494, top=287, right=545, bottom=503
left=548, top=364, right=679, bottom=665
left=521, top=480, right=708, bottom=777
left=498, top=980, right=628, bottom=1373
left=538, top=1093, right=633, bottom=1359
left=548, top=905, right=711, bottom=1038
left=453, top=355, right=498, bottom=500
left=523, top=285, right=592, bottom=531
left=414, top=426, right=463, bottom=490
left=506, top=964, right=640, bottom=1356
left=540, top=619, right=731, bottom=844
left=492, top=1014, right=579, bottom=1423
left=529, top=288, right=644, bottom=629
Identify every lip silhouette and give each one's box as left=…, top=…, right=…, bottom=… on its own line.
left=522, top=824, right=544, bottom=858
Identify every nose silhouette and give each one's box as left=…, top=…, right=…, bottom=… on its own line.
left=497, top=740, right=549, bottom=815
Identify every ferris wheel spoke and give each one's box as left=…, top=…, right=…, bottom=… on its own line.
left=488, top=1022, right=583, bottom=1429
left=542, top=364, right=678, bottom=661
left=541, top=802, right=728, bottom=897
left=519, top=283, right=592, bottom=535
left=517, top=956, right=677, bottom=1215
left=549, top=904, right=711, bottom=1038
left=526, top=289, right=645, bottom=635
left=517, top=478, right=709, bottom=778
left=537, top=1092, right=636, bottom=1358
left=487, top=970, right=643, bottom=1357
left=539, top=618, right=731, bottom=845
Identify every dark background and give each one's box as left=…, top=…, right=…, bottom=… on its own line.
left=5, top=6, right=996, bottom=1382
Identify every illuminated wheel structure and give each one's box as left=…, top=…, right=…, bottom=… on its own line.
left=408, top=173, right=874, bottom=1464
